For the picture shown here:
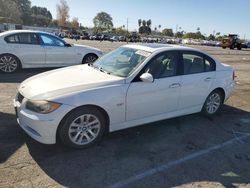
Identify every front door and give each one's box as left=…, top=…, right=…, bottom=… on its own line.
left=126, top=51, right=181, bottom=121
left=39, top=33, right=77, bottom=66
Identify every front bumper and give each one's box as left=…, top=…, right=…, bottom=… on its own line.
left=14, top=98, right=74, bottom=144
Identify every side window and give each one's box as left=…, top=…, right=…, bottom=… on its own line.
left=144, top=52, right=177, bottom=79
left=18, top=33, right=39, bottom=45
left=205, top=58, right=216, bottom=72
left=40, top=34, right=65, bottom=47
left=4, top=34, right=19, bottom=43
left=4, top=33, right=39, bottom=45
left=183, top=53, right=204, bottom=74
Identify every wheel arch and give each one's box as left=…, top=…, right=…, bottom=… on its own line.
left=210, top=87, right=226, bottom=102
left=0, top=53, right=22, bottom=68
left=82, top=53, right=98, bottom=64
left=56, top=104, right=110, bottom=143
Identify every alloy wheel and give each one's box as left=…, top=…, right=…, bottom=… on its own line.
left=0, top=55, right=18, bottom=73
left=68, top=114, right=101, bottom=145
left=85, top=55, right=97, bottom=64
left=206, top=93, right=221, bottom=114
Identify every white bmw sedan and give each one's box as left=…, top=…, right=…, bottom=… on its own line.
left=14, top=44, right=235, bottom=148
left=0, top=30, right=102, bottom=73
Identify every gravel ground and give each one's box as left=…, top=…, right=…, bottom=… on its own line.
left=0, top=40, right=250, bottom=188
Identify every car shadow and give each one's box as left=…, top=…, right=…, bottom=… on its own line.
left=0, top=68, right=57, bottom=83
left=1, top=105, right=248, bottom=187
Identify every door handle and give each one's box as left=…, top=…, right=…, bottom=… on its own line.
left=169, top=83, right=181, bottom=88
left=204, top=77, right=212, bottom=82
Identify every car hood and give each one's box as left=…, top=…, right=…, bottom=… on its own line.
left=19, top=65, right=125, bottom=100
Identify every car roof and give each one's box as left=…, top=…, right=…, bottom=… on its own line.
left=123, top=43, right=198, bottom=53
left=0, top=30, right=55, bottom=37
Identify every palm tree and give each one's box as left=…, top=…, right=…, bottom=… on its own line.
left=158, top=25, right=161, bottom=31
left=146, top=19, right=152, bottom=27
left=138, top=19, right=142, bottom=27
left=142, top=20, right=146, bottom=27
left=197, top=27, right=200, bottom=32
left=154, top=26, right=157, bottom=31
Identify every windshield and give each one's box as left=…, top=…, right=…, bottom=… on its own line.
left=93, top=47, right=150, bottom=77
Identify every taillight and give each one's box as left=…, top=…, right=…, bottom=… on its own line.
left=233, top=71, right=236, bottom=80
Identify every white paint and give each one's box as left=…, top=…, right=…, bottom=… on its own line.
left=109, top=135, right=249, bottom=188
left=15, top=43, right=235, bottom=145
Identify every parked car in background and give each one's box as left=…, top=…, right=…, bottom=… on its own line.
left=241, top=41, right=250, bottom=48
left=0, top=30, right=102, bottom=73
left=14, top=44, right=235, bottom=148
left=109, top=36, right=118, bottom=42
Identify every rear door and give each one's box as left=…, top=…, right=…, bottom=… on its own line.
left=39, top=33, right=77, bottom=66
left=178, top=51, right=216, bottom=110
left=4, top=33, right=45, bottom=67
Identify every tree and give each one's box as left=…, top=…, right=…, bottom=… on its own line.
left=138, top=19, right=151, bottom=34
left=56, top=0, right=69, bottom=27
left=15, top=0, right=31, bottom=24
left=207, top=34, right=215, bottom=40
left=175, top=31, right=184, bottom=38
left=183, top=32, right=205, bottom=39
left=71, top=17, right=79, bottom=28
left=30, top=6, right=52, bottom=26
left=138, top=19, right=142, bottom=27
left=93, top=12, right=113, bottom=31
left=162, top=28, right=174, bottom=37
left=146, top=19, right=151, bottom=27
left=0, top=0, right=22, bottom=23
left=113, top=27, right=129, bottom=35
left=158, top=25, right=161, bottom=31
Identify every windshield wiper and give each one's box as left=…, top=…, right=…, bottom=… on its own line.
left=89, top=63, right=112, bottom=75
left=98, top=66, right=112, bottom=75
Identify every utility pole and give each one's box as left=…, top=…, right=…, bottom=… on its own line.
left=126, top=18, right=128, bottom=33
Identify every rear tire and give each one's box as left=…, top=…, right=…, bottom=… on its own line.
left=59, top=107, right=106, bottom=149
left=201, top=90, right=223, bottom=116
left=0, top=54, right=21, bottom=73
left=82, top=54, right=98, bottom=64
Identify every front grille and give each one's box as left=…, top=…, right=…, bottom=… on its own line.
left=16, top=92, right=24, bottom=103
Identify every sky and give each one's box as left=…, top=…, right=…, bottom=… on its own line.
left=30, top=0, right=250, bottom=39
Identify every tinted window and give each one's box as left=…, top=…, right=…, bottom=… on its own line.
left=144, top=52, right=177, bottom=79
left=5, top=33, right=39, bottom=45
left=205, top=58, right=215, bottom=72
left=5, top=34, right=19, bottom=43
left=40, top=34, right=65, bottom=46
left=182, top=52, right=216, bottom=74
left=18, top=33, right=39, bottom=44
left=183, top=53, right=204, bottom=74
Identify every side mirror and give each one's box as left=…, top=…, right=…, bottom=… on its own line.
left=140, top=73, right=154, bottom=83
left=65, top=43, right=71, bottom=47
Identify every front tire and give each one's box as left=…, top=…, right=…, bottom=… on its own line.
left=202, top=90, right=223, bottom=116
left=82, top=54, right=98, bottom=64
left=59, top=107, right=106, bottom=149
left=0, top=54, right=21, bottom=73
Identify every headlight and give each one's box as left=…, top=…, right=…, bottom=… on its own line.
left=26, top=100, right=61, bottom=114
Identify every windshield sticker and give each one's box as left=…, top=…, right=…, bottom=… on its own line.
left=135, top=50, right=151, bottom=57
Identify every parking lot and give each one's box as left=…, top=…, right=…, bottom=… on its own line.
left=1, top=40, right=250, bottom=188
